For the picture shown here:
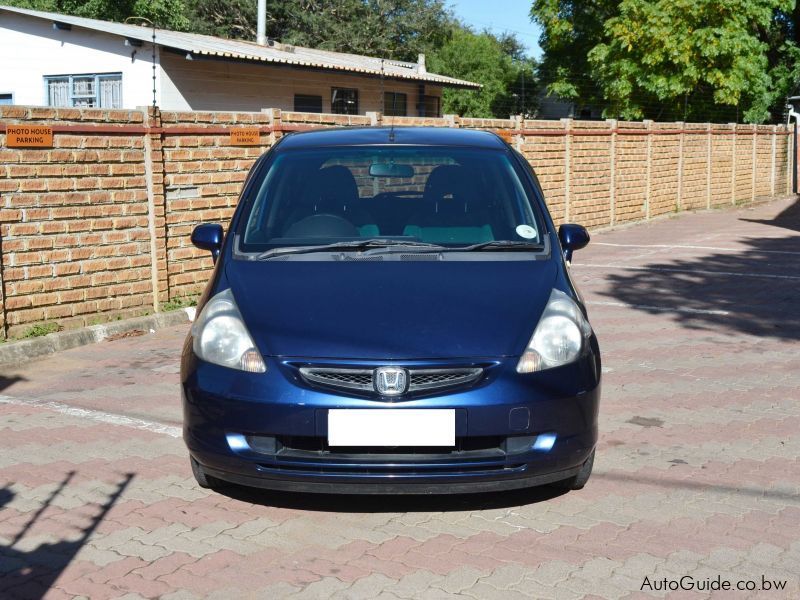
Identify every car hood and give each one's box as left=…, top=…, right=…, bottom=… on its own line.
left=224, top=258, right=558, bottom=360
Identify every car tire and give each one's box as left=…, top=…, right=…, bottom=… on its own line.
left=190, top=456, right=222, bottom=490
left=559, top=449, right=595, bottom=490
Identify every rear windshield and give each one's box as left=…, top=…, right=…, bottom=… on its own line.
left=237, top=146, right=544, bottom=252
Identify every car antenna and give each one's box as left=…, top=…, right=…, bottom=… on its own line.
left=381, top=58, right=396, bottom=143
left=389, top=91, right=397, bottom=142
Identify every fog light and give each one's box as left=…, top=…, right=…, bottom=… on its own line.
left=226, top=433, right=249, bottom=451
left=247, top=435, right=277, bottom=455
left=505, top=435, right=536, bottom=454
left=532, top=433, right=557, bottom=451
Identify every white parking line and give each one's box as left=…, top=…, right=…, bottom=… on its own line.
left=576, top=263, right=800, bottom=281
left=594, top=242, right=800, bottom=256
left=586, top=300, right=731, bottom=316
left=0, top=395, right=181, bottom=438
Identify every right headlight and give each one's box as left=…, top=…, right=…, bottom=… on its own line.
left=191, top=288, right=266, bottom=373
left=516, top=289, right=592, bottom=373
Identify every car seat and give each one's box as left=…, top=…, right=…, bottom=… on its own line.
left=284, top=166, right=378, bottom=237
left=403, top=165, right=493, bottom=244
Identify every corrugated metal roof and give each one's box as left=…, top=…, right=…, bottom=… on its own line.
left=0, top=5, right=481, bottom=89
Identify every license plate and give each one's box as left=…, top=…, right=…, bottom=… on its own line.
left=327, top=409, right=455, bottom=447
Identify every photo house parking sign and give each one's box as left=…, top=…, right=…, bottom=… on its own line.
left=5, top=125, right=53, bottom=147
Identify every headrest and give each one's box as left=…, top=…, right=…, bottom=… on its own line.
left=308, top=165, right=360, bottom=212
left=423, top=165, right=474, bottom=214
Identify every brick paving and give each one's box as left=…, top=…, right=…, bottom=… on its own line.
left=1, top=197, right=799, bottom=599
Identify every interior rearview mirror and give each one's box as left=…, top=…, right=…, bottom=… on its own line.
left=369, top=163, right=414, bottom=178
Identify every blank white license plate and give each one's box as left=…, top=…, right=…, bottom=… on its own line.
left=328, top=409, right=455, bottom=447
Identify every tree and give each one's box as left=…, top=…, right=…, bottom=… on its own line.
left=4, top=0, right=189, bottom=30
left=589, top=0, right=792, bottom=123
left=185, top=0, right=258, bottom=39
left=531, top=0, right=800, bottom=123
left=531, top=0, right=618, bottom=109
left=188, top=0, right=453, bottom=63
left=428, top=27, right=538, bottom=118
left=761, top=2, right=800, bottom=121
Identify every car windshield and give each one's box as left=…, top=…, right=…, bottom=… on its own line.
left=236, top=146, right=544, bottom=254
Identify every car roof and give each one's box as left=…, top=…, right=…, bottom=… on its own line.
left=276, top=127, right=509, bottom=150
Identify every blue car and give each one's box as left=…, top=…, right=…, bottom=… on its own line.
left=182, top=127, right=600, bottom=495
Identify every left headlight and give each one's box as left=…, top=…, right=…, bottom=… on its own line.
left=191, top=288, right=266, bottom=373
left=516, top=289, right=592, bottom=373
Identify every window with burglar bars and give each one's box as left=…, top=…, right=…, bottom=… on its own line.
left=331, top=87, right=358, bottom=115
left=384, top=92, right=407, bottom=116
left=45, top=73, right=122, bottom=108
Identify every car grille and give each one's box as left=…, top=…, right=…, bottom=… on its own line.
left=298, top=366, right=484, bottom=396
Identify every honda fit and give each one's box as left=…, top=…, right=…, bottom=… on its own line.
left=182, top=127, right=600, bottom=495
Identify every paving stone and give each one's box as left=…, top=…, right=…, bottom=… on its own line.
left=330, top=574, right=398, bottom=599
left=383, top=570, right=445, bottom=598
left=2, top=198, right=800, bottom=599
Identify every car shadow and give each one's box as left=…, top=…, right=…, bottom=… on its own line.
left=215, top=481, right=568, bottom=512
left=0, top=374, right=27, bottom=394
left=0, top=472, right=133, bottom=600
left=593, top=198, right=800, bottom=341
left=595, top=471, right=800, bottom=503
left=740, top=195, right=800, bottom=234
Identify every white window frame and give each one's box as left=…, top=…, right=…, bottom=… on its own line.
left=44, top=73, right=123, bottom=108
left=0, top=92, right=14, bottom=105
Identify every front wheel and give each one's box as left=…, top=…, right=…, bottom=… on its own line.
left=558, top=449, right=595, bottom=490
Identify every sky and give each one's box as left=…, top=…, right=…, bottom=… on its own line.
left=447, top=0, right=542, bottom=59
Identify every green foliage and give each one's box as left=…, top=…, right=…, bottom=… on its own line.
left=4, top=0, right=189, bottom=30
left=532, top=0, right=800, bottom=123
left=21, top=322, right=60, bottom=338
left=590, top=0, right=790, bottom=123
left=428, top=27, right=538, bottom=118
left=162, top=295, right=198, bottom=312
left=188, top=0, right=452, bottom=63
left=531, top=0, right=618, bottom=106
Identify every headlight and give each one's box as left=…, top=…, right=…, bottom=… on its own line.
left=516, top=289, right=592, bottom=373
left=191, top=289, right=266, bottom=373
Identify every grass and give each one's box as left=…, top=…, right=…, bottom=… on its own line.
left=88, top=314, right=125, bottom=326
left=21, top=322, right=60, bottom=339
left=162, top=295, right=198, bottom=312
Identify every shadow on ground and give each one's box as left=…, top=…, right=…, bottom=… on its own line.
left=0, top=375, right=26, bottom=394
left=596, top=198, right=800, bottom=340
left=0, top=472, right=133, bottom=600
left=595, top=471, right=800, bottom=503
left=216, top=481, right=567, bottom=512
left=741, top=195, right=800, bottom=234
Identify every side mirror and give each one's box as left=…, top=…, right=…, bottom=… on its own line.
left=558, top=224, right=590, bottom=263
left=191, top=223, right=224, bottom=262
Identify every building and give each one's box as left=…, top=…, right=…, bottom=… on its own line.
left=535, top=92, right=604, bottom=121
left=0, top=5, right=479, bottom=116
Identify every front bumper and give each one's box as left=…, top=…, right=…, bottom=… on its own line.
left=181, top=349, right=600, bottom=494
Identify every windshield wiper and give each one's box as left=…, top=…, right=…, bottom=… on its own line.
left=256, top=239, right=447, bottom=260
left=450, top=240, right=545, bottom=252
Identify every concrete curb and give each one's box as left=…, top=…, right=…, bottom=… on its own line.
left=0, top=308, right=195, bottom=367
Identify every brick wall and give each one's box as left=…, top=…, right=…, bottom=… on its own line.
left=0, top=105, right=794, bottom=337
left=0, top=107, right=154, bottom=336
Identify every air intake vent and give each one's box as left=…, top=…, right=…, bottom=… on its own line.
left=335, top=255, right=385, bottom=261
left=400, top=254, right=440, bottom=261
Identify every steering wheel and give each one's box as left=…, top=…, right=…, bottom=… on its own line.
left=284, top=214, right=359, bottom=238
